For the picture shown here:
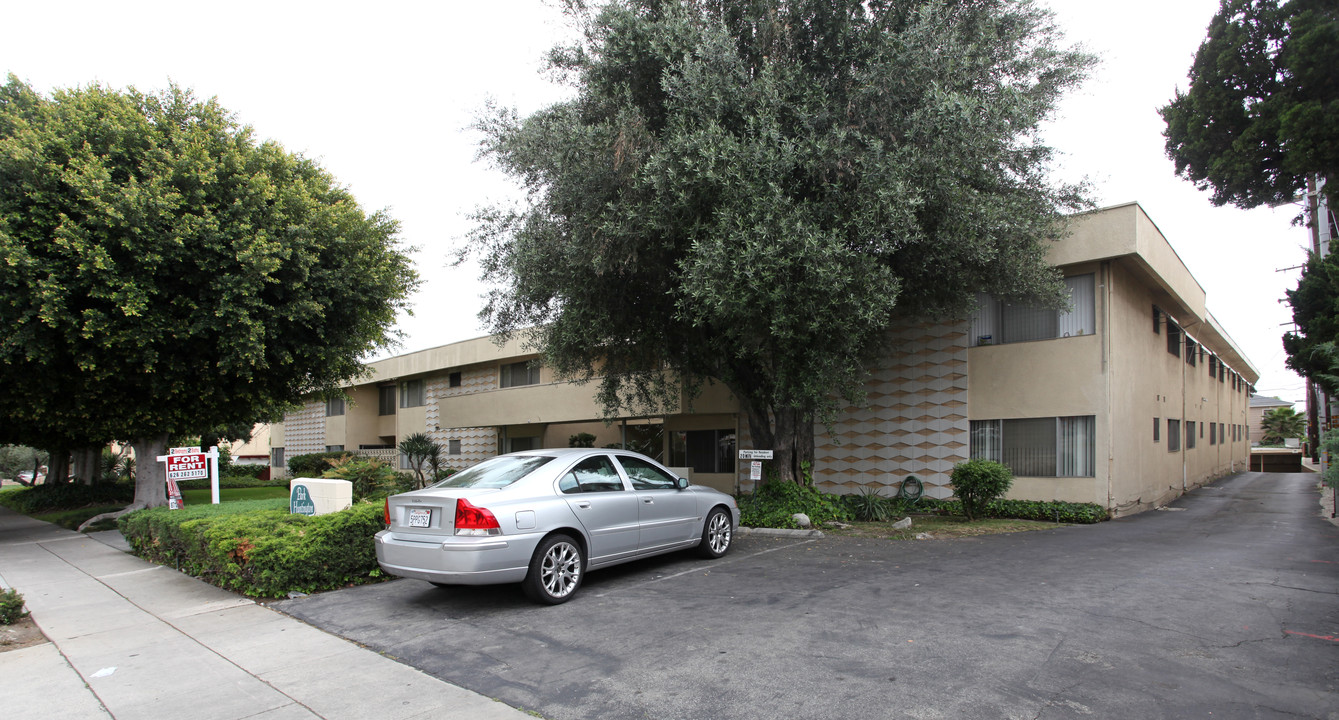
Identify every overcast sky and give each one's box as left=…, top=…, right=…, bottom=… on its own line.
left=2, top=0, right=1310, bottom=406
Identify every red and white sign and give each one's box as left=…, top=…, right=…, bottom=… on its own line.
left=166, top=453, right=208, bottom=480
left=158, top=446, right=223, bottom=507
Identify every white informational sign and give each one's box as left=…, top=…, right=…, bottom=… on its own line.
left=157, top=446, right=223, bottom=505
left=750, top=460, right=762, bottom=481
left=738, top=449, right=774, bottom=460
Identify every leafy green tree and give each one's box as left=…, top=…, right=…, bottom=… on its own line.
left=1259, top=406, right=1305, bottom=444
left=1160, top=0, right=1338, bottom=211
left=1283, top=250, right=1339, bottom=393
left=0, top=76, right=418, bottom=516
left=469, top=0, right=1092, bottom=483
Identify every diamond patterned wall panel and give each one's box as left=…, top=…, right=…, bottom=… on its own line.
left=813, top=320, right=970, bottom=498
left=284, top=402, right=327, bottom=458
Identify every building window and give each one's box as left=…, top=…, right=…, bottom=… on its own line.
left=670, top=429, right=737, bottom=473
left=500, top=361, right=541, bottom=388
left=271, top=447, right=284, bottom=468
left=1220, top=423, right=1225, bottom=444
left=1153, top=417, right=1160, bottom=443
left=1208, top=355, right=1218, bottom=378
left=1168, top=419, right=1181, bottom=452
left=400, top=379, right=425, bottom=408
left=1186, top=421, right=1197, bottom=449
left=325, top=397, right=345, bottom=417
left=1153, top=306, right=1162, bottom=334
left=326, top=445, right=344, bottom=453
left=969, top=274, right=1096, bottom=346
left=1166, top=321, right=1182, bottom=358
left=378, top=385, right=396, bottom=416
left=1210, top=422, right=1217, bottom=445
left=1185, top=339, right=1197, bottom=366
left=1219, top=363, right=1226, bottom=382
left=449, top=372, right=462, bottom=388
left=970, top=416, right=1095, bottom=477
left=448, top=439, right=462, bottom=455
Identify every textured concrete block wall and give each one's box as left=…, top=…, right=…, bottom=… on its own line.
left=814, top=322, right=970, bottom=499
left=427, top=367, right=499, bottom=468
left=284, top=401, right=328, bottom=458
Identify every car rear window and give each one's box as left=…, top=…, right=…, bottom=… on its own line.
left=430, top=455, right=555, bottom=490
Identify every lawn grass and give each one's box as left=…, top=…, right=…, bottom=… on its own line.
left=825, top=514, right=1066, bottom=540
left=26, top=486, right=291, bottom=532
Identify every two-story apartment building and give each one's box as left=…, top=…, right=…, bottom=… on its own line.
left=271, top=202, right=1259, bottom=516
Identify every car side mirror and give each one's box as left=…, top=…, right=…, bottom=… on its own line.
left=676, top=477, right=689, bottom=490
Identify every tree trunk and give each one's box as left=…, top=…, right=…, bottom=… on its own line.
left=737, top=396, right=816, bottom=486
left=131, top=433, right=170, bottom=509
left=71, top=446, right=99, bottom=485
left=46, top=449, right=70, bottom=484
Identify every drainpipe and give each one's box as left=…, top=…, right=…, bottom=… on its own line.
left=1101, top=261, right=1114, bottom=511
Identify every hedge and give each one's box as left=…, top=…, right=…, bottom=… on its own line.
left=0, top=482, right=134, bottom=514
left=176, top=475, right=287, bottom=491
left=923, top=497, right=1108, bottom=524
left=118, top=500, right=386, bottom=598
left=286, top=451, right=353, bottom=478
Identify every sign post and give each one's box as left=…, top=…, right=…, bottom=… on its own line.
left=738, top=450, right=773, bottom=491
left=157, top=446, right=222, bottom=507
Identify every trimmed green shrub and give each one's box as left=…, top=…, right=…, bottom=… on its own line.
left=118, top=500, right=386, bottom=598
left=322, top=456, right=397, bottom=501
left=929, top=498, right=1108, bottom=524
left=286, top=451, right=350, bottom=478
left=177, top=475, right=286, bottom=491
left=950, top=459, right=1014, bottom=521
left=0, top=482, right=134, bottom=514
left=225, top=463, right=267, bottom=479
left=738, top=481, right=852, bottom=529
left=0, top=588, right=28, bottom=624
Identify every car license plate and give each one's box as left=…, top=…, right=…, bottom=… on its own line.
left=408, top=508, right=431, bottom=528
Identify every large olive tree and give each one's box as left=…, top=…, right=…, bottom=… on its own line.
left=469, top=0, right=1092, bottom=483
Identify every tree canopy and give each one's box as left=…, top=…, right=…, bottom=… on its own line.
left=469, top=0, right=1092, bottom=482
left=1283, top=249, right=1339, bottom=394
left=0, top=76, right=418, bottom=505
left=1160, top=0, right=1339, bottom=211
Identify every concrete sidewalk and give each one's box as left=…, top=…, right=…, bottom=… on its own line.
left=0, top=506, right=532, bottom=720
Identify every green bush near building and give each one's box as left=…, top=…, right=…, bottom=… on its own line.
left=0, top=482, right=134, bottom=514
left=118, top=500, right=386, bottom=598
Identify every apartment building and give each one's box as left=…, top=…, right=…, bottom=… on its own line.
left=270, top=202, right=1258, bottom=516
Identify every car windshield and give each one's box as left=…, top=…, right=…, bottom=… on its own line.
left=429, top=455, right=555, bottom=490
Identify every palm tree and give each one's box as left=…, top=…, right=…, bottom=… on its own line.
left=1260, top=407, right=1305, bottom=445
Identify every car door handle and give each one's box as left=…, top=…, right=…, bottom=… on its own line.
left=576, top=501, right=591, bottom=509
left=642, top=497, right=654, bottom=504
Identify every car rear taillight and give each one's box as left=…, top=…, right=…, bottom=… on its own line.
left=384, top=497, right=391, bottom=526
left=454, top=498, right=501, bottom=536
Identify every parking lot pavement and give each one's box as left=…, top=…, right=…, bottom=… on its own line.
left=275, top=472, right=1339, bottom=720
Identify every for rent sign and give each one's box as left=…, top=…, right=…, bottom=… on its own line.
left=157, top=446, right=222, bottom=506
left=166, top=453, right=208, bottom=481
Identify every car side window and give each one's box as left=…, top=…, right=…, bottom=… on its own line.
left=560, top=455, right=625, bottom=494
left=617, top=456, right=678, bottom=491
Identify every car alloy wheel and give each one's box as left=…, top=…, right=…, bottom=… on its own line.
left=698, top=507, right=732, bottom=558
left=524, top=534, right=584, bottom=604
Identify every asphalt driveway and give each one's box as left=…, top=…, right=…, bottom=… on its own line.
left=275, top=472, right=1338, bottom=719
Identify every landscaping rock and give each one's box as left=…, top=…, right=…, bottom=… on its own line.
left=891, top=516, right=912, bottom=530
left=791, top=513, right=811, bottom=528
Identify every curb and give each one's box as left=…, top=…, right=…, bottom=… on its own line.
left=738, top=526, right=825, bottom=538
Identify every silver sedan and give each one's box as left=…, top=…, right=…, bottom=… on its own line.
left=374, top=448, right=740, bottom=604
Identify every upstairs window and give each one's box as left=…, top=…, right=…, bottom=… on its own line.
left=500, top=361, right=541, bottom=388
left=1208, top=355, right=1218, bottom=378
left=1153, top=306, right=1162, bottom=334
left=378, top=385, right=396, bottom=416
left=325, top=397, right=345, bottom=417
left=1167, top=419, right=1181, bottom=452
left=969, top=274, right=1095, bottom=347
left=1185, top=339, right=1197, bottom=366
left=449, top=372, right=462, bottom=388
left=400, top=379, right=425, bottom=408
left=1166, top=320, right=1182, bottom=358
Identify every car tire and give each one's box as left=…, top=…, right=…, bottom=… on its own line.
left=522, top=533, right=584, bottom=604
left=696, top=507, right=733, bottom=559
